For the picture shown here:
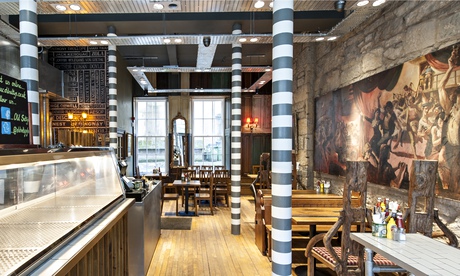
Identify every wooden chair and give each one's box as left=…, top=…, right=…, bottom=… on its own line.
left=405, top=160, right=458, bottom=246
left=189, top=165, right=201, bottom=174
left=160, top=173, right=179, bottom=216
left=195, top=171, right=214, bottom=216
left=305, top=161, right=401, bottom=275
left=213, top=169, right=230, bottom=206
left=214, top=165, right=225, bottom=171
left=201, top=165, right=213, bottom=171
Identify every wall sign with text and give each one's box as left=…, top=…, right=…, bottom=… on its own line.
left=0, top=73, right=29, bottom=144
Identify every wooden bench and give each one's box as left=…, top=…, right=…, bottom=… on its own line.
left=255, top=189, right=360, bottom=256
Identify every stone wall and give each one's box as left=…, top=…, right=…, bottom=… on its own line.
left=293, top=1, right=460, bottom=239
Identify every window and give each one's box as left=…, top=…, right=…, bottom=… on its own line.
left=192, top=99, right=224, bottom=167
left=136, top=99, right=167, bottom=175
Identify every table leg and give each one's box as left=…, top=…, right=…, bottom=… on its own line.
left=184, top=187, right=189, bottom=214
left=309, top=225, right=317, bottom=239
left=364, top=247, right=374, bottom=276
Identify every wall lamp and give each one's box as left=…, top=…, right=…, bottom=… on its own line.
left=246, top=117, right=259, bottom=132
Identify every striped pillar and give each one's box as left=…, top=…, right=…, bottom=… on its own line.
left=271, top=0, right=294, bottom=275
left=231, top=23, right=242, bottom=235
left=19, top=0, right=39, bottom=145
left=107, top=26, right=118, bottom=153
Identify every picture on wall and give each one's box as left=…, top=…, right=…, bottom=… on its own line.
left=314, top=43, right=460, bottom=198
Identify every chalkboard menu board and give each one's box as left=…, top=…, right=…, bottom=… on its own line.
left=0, top=73, right=29, bottom=144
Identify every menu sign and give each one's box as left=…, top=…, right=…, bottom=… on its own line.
left=0, top=73, right=29, bottom=144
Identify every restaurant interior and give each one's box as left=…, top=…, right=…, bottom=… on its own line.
left=0, top=0, right=460, bottom=275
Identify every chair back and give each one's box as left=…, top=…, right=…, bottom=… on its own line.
left=189, top=165, right=201, bottom=173
left=214, top=165, right=225, bottom=171
left=199, top=169, right=213, bottom=189
left=201, top=165, right=213, bottom=171
left=182, top=169, right=197, bottom=180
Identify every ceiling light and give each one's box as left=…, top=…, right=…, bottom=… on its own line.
left=327, top=37, right=337, bottom=41
left=153, top=3, right=164, bottom=10
left=357, top=0, right=369, bottom=6
left=316, top=37, right=325, bottom=41
left=254, top=0, right=265, bottom=9
left=133, top=68, right=139, bottom=72
left=264, top=67, right=271, bottom=72
left=54, top=4, right=67, bottom=11
left=174, top=38, right=182, bottom=43
left=250, top=37, right=259, bottom=42
left=334, top=0, right=346, bottom=12
left=239, top=38, right=247, bottom=42
left=141, top=68, right=147, bottom=72
left=89, top=40, right=97, bottom=45
left=69, top=4, right=81, bottom=11
left=195, top=69, right=202, bottom=72
left=164, top=38, right=171, bottom=43
left=269, top=2, right=273, bottom=8
left=373, top=0, right=386, bottom=6
left=168, top=3, right=179, bottom=9
left=100, top=40, right=108, bottom=45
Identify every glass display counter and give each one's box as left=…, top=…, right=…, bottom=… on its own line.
left=0, top=147, right=125, bottom=275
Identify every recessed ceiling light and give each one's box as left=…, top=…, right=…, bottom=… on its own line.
left=133, top=68, right=139, bottom=72
left=69, top=4, right=81, bottom=11
left=89, top=40, right=97, bottom=45
left=141, top=68, right=147, bottom=72
left=195, top=69, right=202, bottom=72
left=254, top=0, right=265, bottom=9
left=357, top=0, right=369, bottom=6
left=55, top=4, right=67, bottom=11
left=316, top=37, right=325, bottom=41
left=269, top=2, right=273, bottom=8
left=264, top=67, right=271, bottom=72
left=239, top=38, right=247, bottom=42
left=164, top=38, right=171, bottom=43
left=100, top=40, right=108, bottom=45
left=327, top=37, right=337, bottom=41
left=373, top=0, right=386, bottom=7
left=250, top=37, right=259, bottom=42
left=153, top=3, right=164, bottom=10
left=174, top=38, right=182, bottom=43
left=168, top=3, right=179, bottom=9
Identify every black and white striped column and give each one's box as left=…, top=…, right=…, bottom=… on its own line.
left=271, top=0, right=294, bottom=275
left=107, top=26, right=118, bottom=153
left=19, top=0, right=39, bottom=145
left=231, top=23, right=242, bottom=235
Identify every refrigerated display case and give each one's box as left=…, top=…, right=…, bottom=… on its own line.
left=0, top=147, right=130, bottom=275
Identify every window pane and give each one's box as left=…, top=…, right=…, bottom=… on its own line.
left=136, top=99, right=167, bottom=174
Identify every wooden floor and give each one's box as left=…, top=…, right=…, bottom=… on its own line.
left=147, top=196, right=273, bottom=276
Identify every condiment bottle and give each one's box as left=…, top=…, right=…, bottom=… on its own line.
left=386, top=217, right=397, bottom=239
left=396, top=212, right=404, bottom=229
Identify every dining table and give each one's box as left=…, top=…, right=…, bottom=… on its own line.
left=351, top=232, right=460, bottom=276
left=172, top=179, right=201, bottom=215
left=291, top=207, right=343, bottom=238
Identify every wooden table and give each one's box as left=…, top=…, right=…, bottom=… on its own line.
left=351, top=233, right=460, bottom=276
left=172, top=180, right=201, bottom=215
left=292, top=207, right=342, bottom=238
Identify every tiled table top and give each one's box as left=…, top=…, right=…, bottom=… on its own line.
left=351, top=233, right=460, bottom=276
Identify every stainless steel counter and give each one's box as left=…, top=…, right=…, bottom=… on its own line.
left=128, top=181, right=161, bottom=276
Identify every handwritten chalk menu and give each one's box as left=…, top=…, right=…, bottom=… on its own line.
left=0, top=73, right=29, bottom=144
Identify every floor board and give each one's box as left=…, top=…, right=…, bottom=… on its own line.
left=147, top=196, right=362, bottom=276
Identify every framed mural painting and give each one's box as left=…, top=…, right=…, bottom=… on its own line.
left=314, top=43, right=460, bottom=200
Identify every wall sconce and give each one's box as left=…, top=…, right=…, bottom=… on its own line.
left=246, top=117, right=259, bottom=132
left=68, top=112, right=88, bottom=132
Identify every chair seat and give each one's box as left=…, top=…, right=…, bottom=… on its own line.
left=195, top=192, right=212, bottom=198
left=163, top=193, right=179, bottom=200
left=312, top=247, right=396, bottom=266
